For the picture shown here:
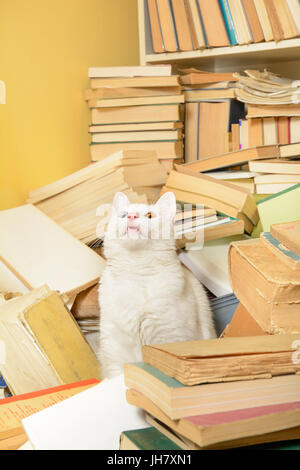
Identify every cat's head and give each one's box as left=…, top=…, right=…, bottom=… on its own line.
left=105, top=191, right=177, bottom=242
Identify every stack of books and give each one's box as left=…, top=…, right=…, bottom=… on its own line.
left=234, top=70, right=300, bottom=150
left=228, top=219, right=300, bottom=335
left=147, top=0, right=300, bottom=53
left=123, top=334, right=300, bottom=450
left=85, top=65, right=184, bottom=172
left=27, top=150, right=168, bottom=245
left=161, top=164, right=257, bottom=234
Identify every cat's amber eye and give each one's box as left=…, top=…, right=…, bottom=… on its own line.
left=145, top=211, right=155, bottom=219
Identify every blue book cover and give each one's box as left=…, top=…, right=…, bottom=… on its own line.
left=218, top=0, right=238, bottom=45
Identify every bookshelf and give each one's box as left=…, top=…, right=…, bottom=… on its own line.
left=138, top=0, right=300, bottom=70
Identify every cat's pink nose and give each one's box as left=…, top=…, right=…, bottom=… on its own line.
left=127, top=213, right=139, bottom=220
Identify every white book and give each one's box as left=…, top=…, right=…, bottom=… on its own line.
left=205, top=171, right=258, bottom=180
left=88, top=65, right=172, bottom=78
left=0, top=205, right=105, bottom=297
left=22, top=374, right=149, bottom=450
left=179, top=235, right=248, bottom=297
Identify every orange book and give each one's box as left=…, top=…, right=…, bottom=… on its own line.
left=263, top=0, right=284, bottom=41
left=184, top=0, right=200, bottom=49
left=221, top=303, right=268, bottom=337
left=241, top=0, right=264, bottom=42
left=231, top=123, right=241, bottom=151
left=248, top=118, right=264, bottom=147
left=0, top=379, right=99, bottom=449
left=147, top=0, right=164, bottom=52
left=170, top=0, right=193, bottom=51
left=277, top=116, right=290, bottom=145
left=156, top=0, right=178, bottom=51
left=197, top=0, right=230, bottom=47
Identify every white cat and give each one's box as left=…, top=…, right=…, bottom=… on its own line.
left=98, top=191, right=216, bottom=378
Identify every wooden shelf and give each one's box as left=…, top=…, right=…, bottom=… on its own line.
left=138, top=0, right=300, bottom=70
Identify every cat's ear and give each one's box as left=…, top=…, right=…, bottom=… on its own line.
left=112, top=192, right=130, bottom=214
left=155, top=192, right=177, bottom=221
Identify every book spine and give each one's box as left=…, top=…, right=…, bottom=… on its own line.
left=196, top=0, right=209, bottom=46
left=218, top=0, right=239, bottom=45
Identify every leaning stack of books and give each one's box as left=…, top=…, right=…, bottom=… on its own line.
left=226, top=219, right=300, bottom=336
left=122, top=334, right=300, bottom=450
left=27, top=150, right=168, bottom=245
left=85, top=65, right=184, bottom=173
left=147, top=0, right=300, bottom=54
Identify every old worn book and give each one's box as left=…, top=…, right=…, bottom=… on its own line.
left=85, top=86, right=182, bottom=101
left=91, top=104, right=183, bottom=125
left=142, top=334, right=300, bottom=385
left=174, top=218, right=245, bottom=249
left=270, top=220, right=300, bottom=256
left=263, top=0, right=284, bottom=41
left=229, top=238, right=300, bottom=333
left=89, top=122, right=183, bottom=133
left=277, top=116, right=290, bottom=144
left=0, top=379, right=99, bottom=450
left=184, top=101, right=243, bottom=161
left=276, top=0, right=299, bottom=39
left=90, top=76, right=180, bottom=89
left=161, top=185, right=253, bottom=234
left=90, top=129, right=182, bottom=143
left=260, top=231, right=300, bottom=271
left=88, top=95, right=184, bottom=109
left=241, top=0, right=264, bottom=42
left=182, top=145, right=280, bottom=172
left=247, top=104, right=300, bottom=118
left=127, top=389, right=300, bottom=449
left=180, top=71, right=237, bottom=86
left=0, top=286, right=101, bottom=395
left=0, top=204, right=105, bottom=297
left=254, top=0, right=274, bottom=40
left=167, top=166, right=259, bottom=225
left=71, top=284, right=100, bottom=320
left=170, top=0, right=193, bottom=51
left=27, top=151, right=164, bottom=244
left=120, top=427, right=181, bottom=450
left=250, top=159, right=300, bottom=174
left=248, top=118, right=264, bottom=147
left=147, top=0, right=164, bottom=52
left=183, top=88, right=236, bottom=101
left=124, top=362, right=300, bottom=419
left=90, top=141, right=183, bottom=162
left=88, top=65, right=172, bottom=78
left=186, top=0, right=206, bottom=48
left=196, top=0, right=230, bottom=47
left=263, top=117, right=277, bottom=144
left=229, top=0, right=253, bottom=44
left=221, top=302, right=268, bottom=337
left=156, top=0, right=178, bottom=51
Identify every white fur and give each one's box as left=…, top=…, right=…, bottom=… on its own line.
left=98, top=192, right=216, bottom=378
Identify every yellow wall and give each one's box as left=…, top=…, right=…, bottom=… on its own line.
left=0, top=0, right=140, bottom=210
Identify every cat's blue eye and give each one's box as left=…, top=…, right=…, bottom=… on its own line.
left=119, top=212, right=128, bottom=218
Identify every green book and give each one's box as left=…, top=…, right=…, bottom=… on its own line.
left=257, top=184, right=300, bottom=232
left=120, top=427, right=181, bottom=450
